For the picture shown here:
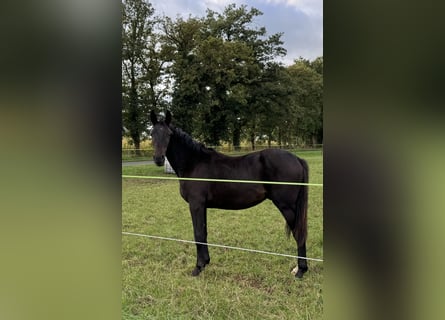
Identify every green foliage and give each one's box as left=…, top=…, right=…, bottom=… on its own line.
left=162, top=4, right=285, bottom=146
left=122, top=0, right=170, bottom=151
left=122, top=0, right=154, bottom=150
left=122, top=2, right=323, bottom=150
left=288, top=57, right=323, bottom=145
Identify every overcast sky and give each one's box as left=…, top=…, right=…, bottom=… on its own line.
left=149, top=0, right=323, bottom=65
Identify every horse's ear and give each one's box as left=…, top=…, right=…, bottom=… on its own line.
left=165, top=110, right=172, bottom=125
left=150, top=110, right=158, bottom=125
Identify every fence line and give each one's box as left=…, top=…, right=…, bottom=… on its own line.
left=122, top=231, right=323, bottom=262
left=122, top=175, right=323, bottom=187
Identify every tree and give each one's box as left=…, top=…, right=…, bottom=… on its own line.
left=203, top=4, right=287, bottom=149
left=254, top=63, right=295, bottom=148
left=161, top=16, right=203, bottom=135
left=287, top=57, right=323, bottom=146
left=122, top=0, right=168, bottom=153
left=163, top=4, right=287, bottom=147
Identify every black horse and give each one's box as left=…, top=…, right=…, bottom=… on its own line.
left=150, top=111, right=309, bottom=278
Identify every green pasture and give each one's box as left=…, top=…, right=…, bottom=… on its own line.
left=122, top=151, right=323, bottom=319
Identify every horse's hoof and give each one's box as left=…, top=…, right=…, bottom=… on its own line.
left=191, top=266, right=202, bottom=276
left=295, top=270, right=304, bottom=278
left=295, top=268, right=308, bottom=279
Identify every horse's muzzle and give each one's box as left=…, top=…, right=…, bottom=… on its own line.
left=153, top=155, right=165, bottom=166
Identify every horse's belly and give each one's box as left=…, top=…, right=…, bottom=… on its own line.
left=206, top=184, right=266, bottom=210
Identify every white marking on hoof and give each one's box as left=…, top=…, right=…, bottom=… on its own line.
left=291, top=266, right=299, bottom=276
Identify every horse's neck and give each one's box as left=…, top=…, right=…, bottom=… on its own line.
left=165, top=130, right=200, bottom=177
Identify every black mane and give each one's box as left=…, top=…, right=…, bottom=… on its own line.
left=166, top=125, right=215, bottom=176
left=170, top=126, right=215, bottom=155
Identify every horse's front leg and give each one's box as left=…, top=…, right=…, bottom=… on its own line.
left=189, top=201, right=210, bottom=276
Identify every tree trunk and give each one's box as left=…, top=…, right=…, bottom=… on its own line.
left=250, top=132, right=255, bottom=151
left=312, top=135, right=317, bottom=148
left=132, top=134, right=141, bottom=157
left=129, top=67, right=141, bottom=157
left=232, top=125, right=241, bottom=151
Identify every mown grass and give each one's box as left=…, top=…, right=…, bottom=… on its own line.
left=122, top=151, right=323, bottom=319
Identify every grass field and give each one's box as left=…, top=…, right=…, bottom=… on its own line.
left=122, top=151, right=323, bottom=319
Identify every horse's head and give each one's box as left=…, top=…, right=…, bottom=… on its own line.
left=150, top=110, right=172, bottom=166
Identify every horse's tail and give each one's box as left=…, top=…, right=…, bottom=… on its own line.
left=286, top=157, right=309, bottom=245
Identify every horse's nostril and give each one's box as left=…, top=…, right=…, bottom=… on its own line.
left=153, top=155, right=165, bottom=166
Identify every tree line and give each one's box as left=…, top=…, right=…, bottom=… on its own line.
left=122, top=0, right=322, bottom=152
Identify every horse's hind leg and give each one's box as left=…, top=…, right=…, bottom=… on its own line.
left=295, top=241, right=308, bottom=278
left=274, top=201, right=308, bottom=278
left=189, top=201, right=210, bottom=276
left=290, top=215, right=308, bottom=278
